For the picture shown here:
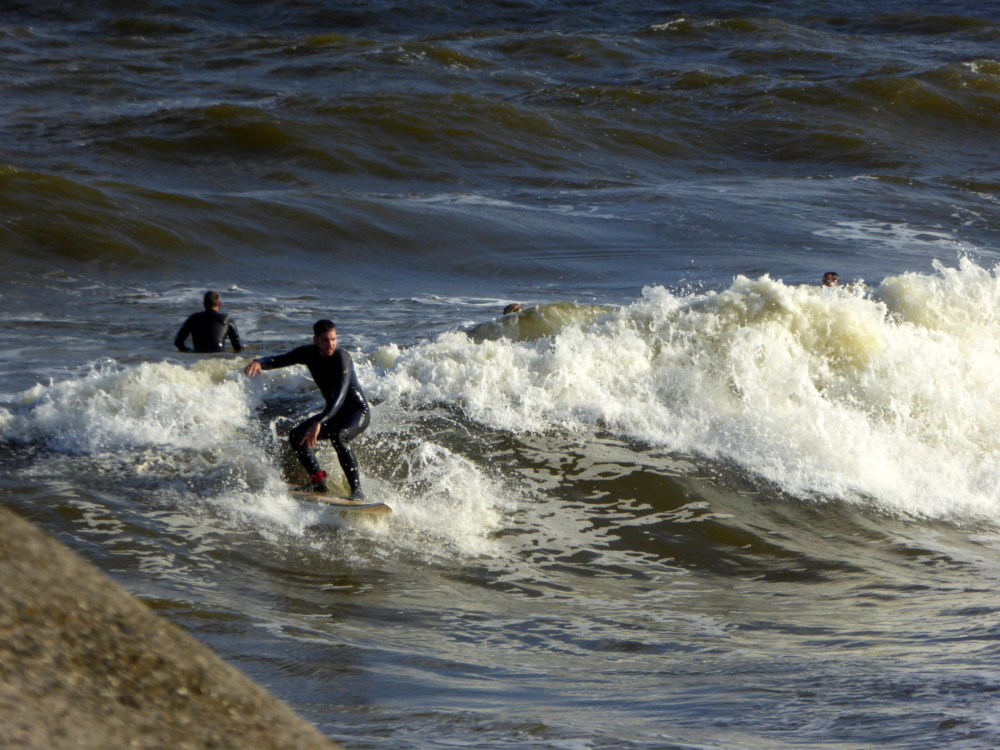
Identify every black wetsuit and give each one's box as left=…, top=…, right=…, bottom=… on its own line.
left=175, top=310, right=242, bottom=353
left=257, top=345, right=370, bottom=494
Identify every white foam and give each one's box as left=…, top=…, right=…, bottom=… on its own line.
left=365, top=438, right=513, bottom=559
left=377, top=258, right=1000, bottom=521
left=10, top=260, right=1000, bottom=541
left=0, top=357, right=253, bottom=453
left=0, top=351, right=516, bottom=558
left=814, top=219, right=965, bottom=254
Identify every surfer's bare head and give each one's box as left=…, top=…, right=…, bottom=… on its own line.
left=313, top=319, right=336, bottom=336
left=313, top=319, right=338, bottom=356
left=822, top=272, right=840, bottom=287
left=203, top=290, right=221, bottom=310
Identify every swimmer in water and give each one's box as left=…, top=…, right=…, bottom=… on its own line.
left=821, top=272, right=840, bottom=288
left=174, top=290, right=243, bottom=353
left=502, top=303, right=523, bottom=315
left=243, top=319, right=370, bottom=500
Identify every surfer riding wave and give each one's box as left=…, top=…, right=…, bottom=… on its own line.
left=244, top=319, right=370, bottom=501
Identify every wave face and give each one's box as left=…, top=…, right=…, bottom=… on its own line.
left=3, top=2, right=1000, bottom=749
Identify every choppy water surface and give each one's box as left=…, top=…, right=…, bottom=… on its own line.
left=3, top=2, right=1000, bottom=748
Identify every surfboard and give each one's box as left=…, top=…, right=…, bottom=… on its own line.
left=286, top=484, right=392, bottom=514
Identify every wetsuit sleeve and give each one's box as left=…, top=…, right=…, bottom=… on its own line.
left=226, top=317, right=243, bottom=352
left=174, top=316, right=194, bottom=352
left=316, top=349, right=354, bottom=424
left=256, top=346, right=307, bottom=371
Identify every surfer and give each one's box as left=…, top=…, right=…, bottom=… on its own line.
left=243, top=319, right=370, bottom=500
left=821, top=272, right=841, bottom=287
left=174, top=290, right=243, bottom=353
left=502, top=303, right=523, bottom=315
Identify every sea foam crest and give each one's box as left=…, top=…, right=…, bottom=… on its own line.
left=0, top=357, right=254, bottom=453
left=379, top=259, right=1000, bottom=519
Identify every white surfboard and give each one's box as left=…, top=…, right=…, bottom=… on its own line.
left=287, top=484, right=392, bottom=514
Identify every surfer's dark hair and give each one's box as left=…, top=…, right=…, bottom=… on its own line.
left=313, top=319, right=337, bottom=336
left=203, top=290, right=221, bottom=310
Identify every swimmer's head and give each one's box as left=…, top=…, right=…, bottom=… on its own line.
left=822, top=272, right=840, bottom=287
left=502, top=303, right=523, bottom=315
left=203, top=290, right=221, bottom=310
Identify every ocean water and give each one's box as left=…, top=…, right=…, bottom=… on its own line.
left=3, top=1, right=1000, bottom=748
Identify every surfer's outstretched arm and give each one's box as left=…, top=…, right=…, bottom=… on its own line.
left=243, top=347, right=306, bottom=377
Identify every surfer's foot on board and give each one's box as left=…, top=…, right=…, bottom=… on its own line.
left=295, top=471, right=329, bottom=493
left=348, top=489, right=366, bottom=502
left=295, top=480, right=328, bottom=493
